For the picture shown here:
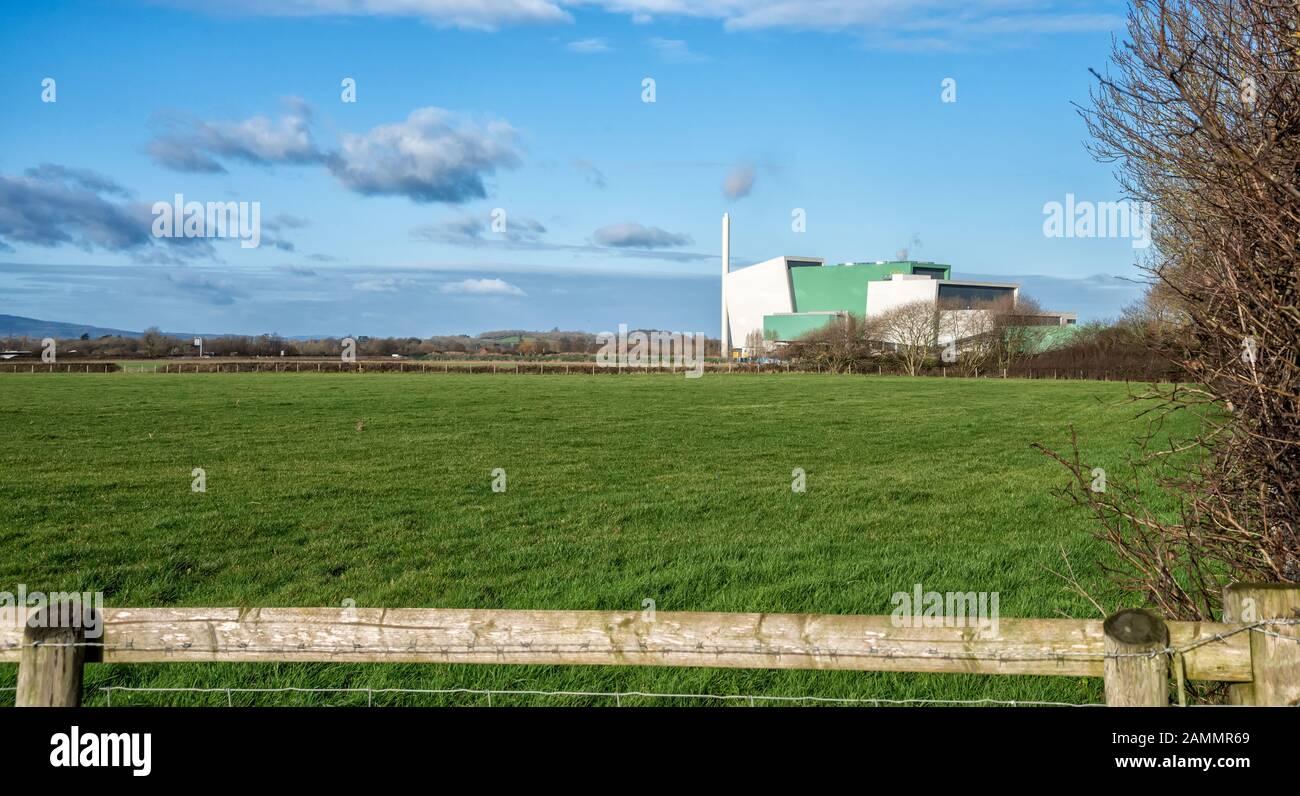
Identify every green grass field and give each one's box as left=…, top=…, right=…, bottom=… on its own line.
left=0, top=373, right=1190, bottom=706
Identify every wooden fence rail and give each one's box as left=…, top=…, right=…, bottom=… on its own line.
left=2, top=583, right=1294, bottom=707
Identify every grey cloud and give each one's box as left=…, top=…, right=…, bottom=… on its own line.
left=0, top=168, right=152, bottom=251
left=261, top=213, right=310, bottom=252
left=23, top=164, right=131, bottom=197
left=146, top=136, right=227, bottom=174
left=263, top=237, right=296, bottom=252
left=723, top=163, right=756, bottom=200
left=132, top=237, right=219, bottom=264
left=414, top=212, right=546, bottom=246
left=0, top=164, right=235, bottom=262
left=573, top=159, right=606, bottom=189
left=263, top=213, right=310, bottom=231
left=165, top=272, right=247, bottom=305
left=413, top=216, right=712, bottom=262
left=592, top=222, right=693, bottom=249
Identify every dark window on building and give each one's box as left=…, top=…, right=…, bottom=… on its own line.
left=937, top=284, right=1015, bottom=309
left=787, top=260, right=821, bottom=268
left=912, top=266, right=947, bottom=279
left=1021, top=315, right=1061, bottom=326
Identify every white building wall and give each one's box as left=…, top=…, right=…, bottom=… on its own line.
left=938, top=309, right=992, bottom=346
left=723, top=257, right=794, bottom=348
left=865, top=275, right=938, bottom=318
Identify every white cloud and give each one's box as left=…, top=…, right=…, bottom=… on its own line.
left=148, top=98, right=321, bottom=173
left=149, top=101, right=522, bottom=205
left=153, top=2, right=1121, bottom=43
left=158, top=0, right=570, bottom=30
left=439, top=277, right=526, bottom=296
left=649, top=38, right=706, bottom=63
left=326, top=107, right=522, bottom=203
left=355, top=277, right=419, bottom=292
left=566, top=37, right=610, bottom=53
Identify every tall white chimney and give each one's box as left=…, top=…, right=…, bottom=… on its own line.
left=721, top=212, right=731, bottom=357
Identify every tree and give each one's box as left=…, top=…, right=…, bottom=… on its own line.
left=937, top=298, right=997, bottom=376
left=785, top=314, right=879, bottom=373
left=989, top=295, right=1044, bottom=373
left=877, top=300, right=939, bottom=376
left=140, top=327, right=168, bottom=358
left=1039, top=0, right=1300, bottom=623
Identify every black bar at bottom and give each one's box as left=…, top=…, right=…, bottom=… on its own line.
left=0, top=707, right=1287, bottom=783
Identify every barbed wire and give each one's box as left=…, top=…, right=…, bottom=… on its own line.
left=4, top=619, right=1295, bottom=662
left=1246, top=624, right=1300, bottom=642
left=94, top=685, right=1101, bottom=708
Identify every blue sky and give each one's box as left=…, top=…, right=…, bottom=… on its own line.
left=0, top=0, right=1147, bottom=337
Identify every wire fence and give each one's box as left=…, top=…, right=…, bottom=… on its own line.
left=93, top=686, right=1102, bottom=708
left=0, top=680, right=1100, bottom=708
left=0, top=682, right=1099, bottom=708
left=0, top=361, right=1185, bottom=382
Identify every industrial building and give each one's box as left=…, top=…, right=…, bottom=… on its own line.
left=719, top=215, right=1076, bottom=356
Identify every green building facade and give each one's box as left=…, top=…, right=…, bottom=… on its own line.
left=763, top=261, right=952, bottom=340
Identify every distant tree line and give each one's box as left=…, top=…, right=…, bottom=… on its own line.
left=0, top=328, right=640, bottom=359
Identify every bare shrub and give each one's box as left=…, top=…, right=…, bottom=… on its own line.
left=877, top=300, right=939, bottom=376
left=784, top=314, right=880, bottom=373
left=1037, top=0, right=1300, bottom=623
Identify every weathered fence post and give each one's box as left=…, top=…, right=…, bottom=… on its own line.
left=1103, top=608, right=1169, bottom=706
left=1223, top=583, right=1300, bottom=706
left=16, top=602, right=92, bottom=707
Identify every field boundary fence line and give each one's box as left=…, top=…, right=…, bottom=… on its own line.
left=3, top=584, right=1295, bottom=707
left=0, top=360, right=1182, bottom=382
left=93, top=686, right=1104, bottom=708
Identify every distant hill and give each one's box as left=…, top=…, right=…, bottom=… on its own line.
left=0, top=314, right=140, bottom=339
